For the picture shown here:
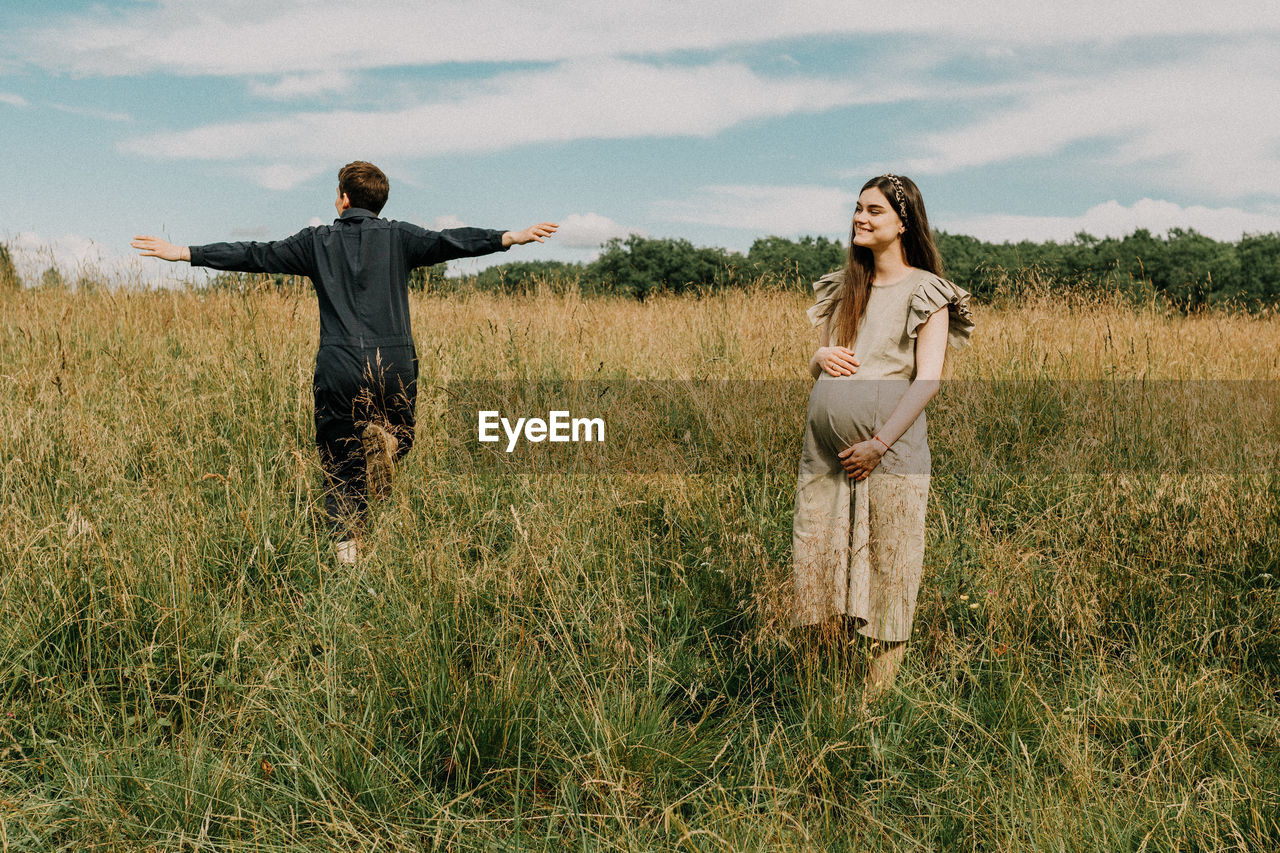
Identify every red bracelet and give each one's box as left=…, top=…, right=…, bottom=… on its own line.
left=873, top=435, right=890, bottom=451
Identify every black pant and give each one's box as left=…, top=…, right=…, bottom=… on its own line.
left=313, top=344, right=417, bottom=537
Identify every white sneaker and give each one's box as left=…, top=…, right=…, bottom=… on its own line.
left=335, top=539, right=359, bottom=565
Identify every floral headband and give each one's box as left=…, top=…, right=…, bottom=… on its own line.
left=882, top=173, right=909, bottom=225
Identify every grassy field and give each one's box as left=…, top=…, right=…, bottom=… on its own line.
left=1, top=280, right=1278, bottom=851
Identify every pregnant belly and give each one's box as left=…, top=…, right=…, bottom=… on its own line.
left=805, top=376, right=910, bottom=457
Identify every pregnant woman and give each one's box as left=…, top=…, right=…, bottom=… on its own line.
left=792, top=173, right=973, bottom=701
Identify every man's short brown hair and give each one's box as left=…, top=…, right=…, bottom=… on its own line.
left=338, top=161, right=389, bottom=215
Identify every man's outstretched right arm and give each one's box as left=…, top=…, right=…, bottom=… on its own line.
left=131, top=232, right=314, bottom=276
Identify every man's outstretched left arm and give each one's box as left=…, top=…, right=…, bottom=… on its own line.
left=502, top=223, right=558, bottom=246
left=130, top=236, right=191, bottom=263
left=404, top=222, right=558, bottom=268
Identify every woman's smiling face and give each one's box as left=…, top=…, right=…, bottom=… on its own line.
left=851, top=186, right=905, bottom=251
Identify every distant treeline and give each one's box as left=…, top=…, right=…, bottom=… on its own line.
left=452, top=229, right=1280, bottom=310
left=938, top=229, right=1280, bottom=309
left=6, top=228, right=1278, bottom=310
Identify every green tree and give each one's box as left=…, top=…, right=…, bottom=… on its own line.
left=40, top=267, right=66, bottom=290
left=590, top=235, right=742, bottom=300
left=1237, top=233, right=1280, bottom=307
left=0, top=244, right=19, bottom=290
left=934, top=232, right=997, bottom=294
left=409, top=262, right=448, bottom=292
left=1158, top=229, right=1236, bottom=309
left=745, top=235, right=845, bottom=288
left=471, top=260, right=584, bottom=294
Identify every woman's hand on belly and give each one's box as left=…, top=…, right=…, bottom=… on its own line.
left=837, top=439, right=886, bottom=481
left=814, top=345, right=860, bottom=377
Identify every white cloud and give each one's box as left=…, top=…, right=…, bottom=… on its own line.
left=944, top=199, right=1280, bottom=243
left=656, top=185, right=858, bottom=236
left=13, top=1, right=1280, bottom=77
left=555, top=213, right=640, bottom=248
left=902, top=42, right=1280, bottom=199
left=429, top=214, right=467, bottom=230
left=656, top=188, right=1280, bottom=243
left=248, top=70, right=355, bottom=100
left=238, top=163, right=327, bottom=191
left=12, top=2, right=1280, bottom=254
left=229, top=225, right=274, bottom=239
left=49, top=102, right=131, bottom=122
left=30, top=3, right=1276, bottom=204
left=119, top=59, right=896, bottom=184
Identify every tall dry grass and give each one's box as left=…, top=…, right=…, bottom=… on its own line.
left=0, top=279, right=1277, bottom=850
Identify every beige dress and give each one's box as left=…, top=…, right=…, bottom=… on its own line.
left=792, top=267, right=973, bottom=640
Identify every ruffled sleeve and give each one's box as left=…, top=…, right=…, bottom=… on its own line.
left=906, top=274, right=974, bottom=349
left=805, top=270, right=845, bottom=328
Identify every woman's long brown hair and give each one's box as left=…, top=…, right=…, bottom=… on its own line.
left=832, top=174, right=944, bottom=348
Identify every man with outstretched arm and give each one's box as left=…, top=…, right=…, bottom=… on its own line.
left=132, top=160, right=557, bottom=563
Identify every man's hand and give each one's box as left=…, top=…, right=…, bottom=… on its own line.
left=131, top=235, right=190, bottom=263
left=501, top=222, right=559, bottom=247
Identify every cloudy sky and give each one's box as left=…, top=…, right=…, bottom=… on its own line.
left=2, top=0, right=1279, bottom=284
